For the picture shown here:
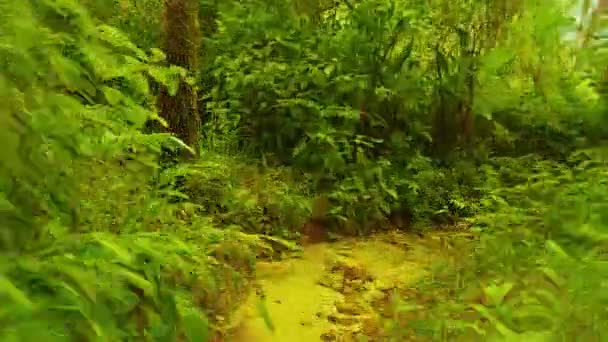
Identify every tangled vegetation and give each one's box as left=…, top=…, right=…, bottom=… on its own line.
left=1, top=0, right=607, bottom=340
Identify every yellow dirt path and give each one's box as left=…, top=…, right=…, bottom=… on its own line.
left=228, top=234, right=441, bottom=342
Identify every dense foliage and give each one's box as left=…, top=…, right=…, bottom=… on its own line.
left=1, top=0, right=607, bottom=340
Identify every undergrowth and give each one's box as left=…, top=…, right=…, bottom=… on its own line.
left=379, top=152, right=608, bottom=341
left=0, top=1, right=261, bottom=339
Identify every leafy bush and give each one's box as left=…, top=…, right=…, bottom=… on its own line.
left=378, top=150, right=608, bottom=340
left=158, top=150, right=312, bottom=239
left=203, top=0, right=606, bottom=233
left=0, top=0, right=256, bottom=340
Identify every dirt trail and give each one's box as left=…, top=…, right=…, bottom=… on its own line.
left=229, top=244, right=339, bottom=341
left=227, top=233, right=446, bottom=342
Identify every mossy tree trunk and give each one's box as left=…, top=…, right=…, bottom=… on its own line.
left=157, top=0, right=202, bottom=159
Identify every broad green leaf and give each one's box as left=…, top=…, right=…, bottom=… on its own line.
left=0, top=276, right=33, bottom=309
left=102, top=87, right=124, bottom=106
left=182, top=312, right=210, bottom=342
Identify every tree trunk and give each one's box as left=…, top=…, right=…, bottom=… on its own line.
left=157, top=0, right=202, bottom=159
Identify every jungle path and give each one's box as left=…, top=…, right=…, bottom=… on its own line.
left=227, top=232, right=455, bottom=341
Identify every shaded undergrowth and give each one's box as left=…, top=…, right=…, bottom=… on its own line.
left=368, top=156, right=608, bottom=341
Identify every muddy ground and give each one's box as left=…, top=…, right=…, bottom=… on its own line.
left=225, top=232, right=462, bottom=341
